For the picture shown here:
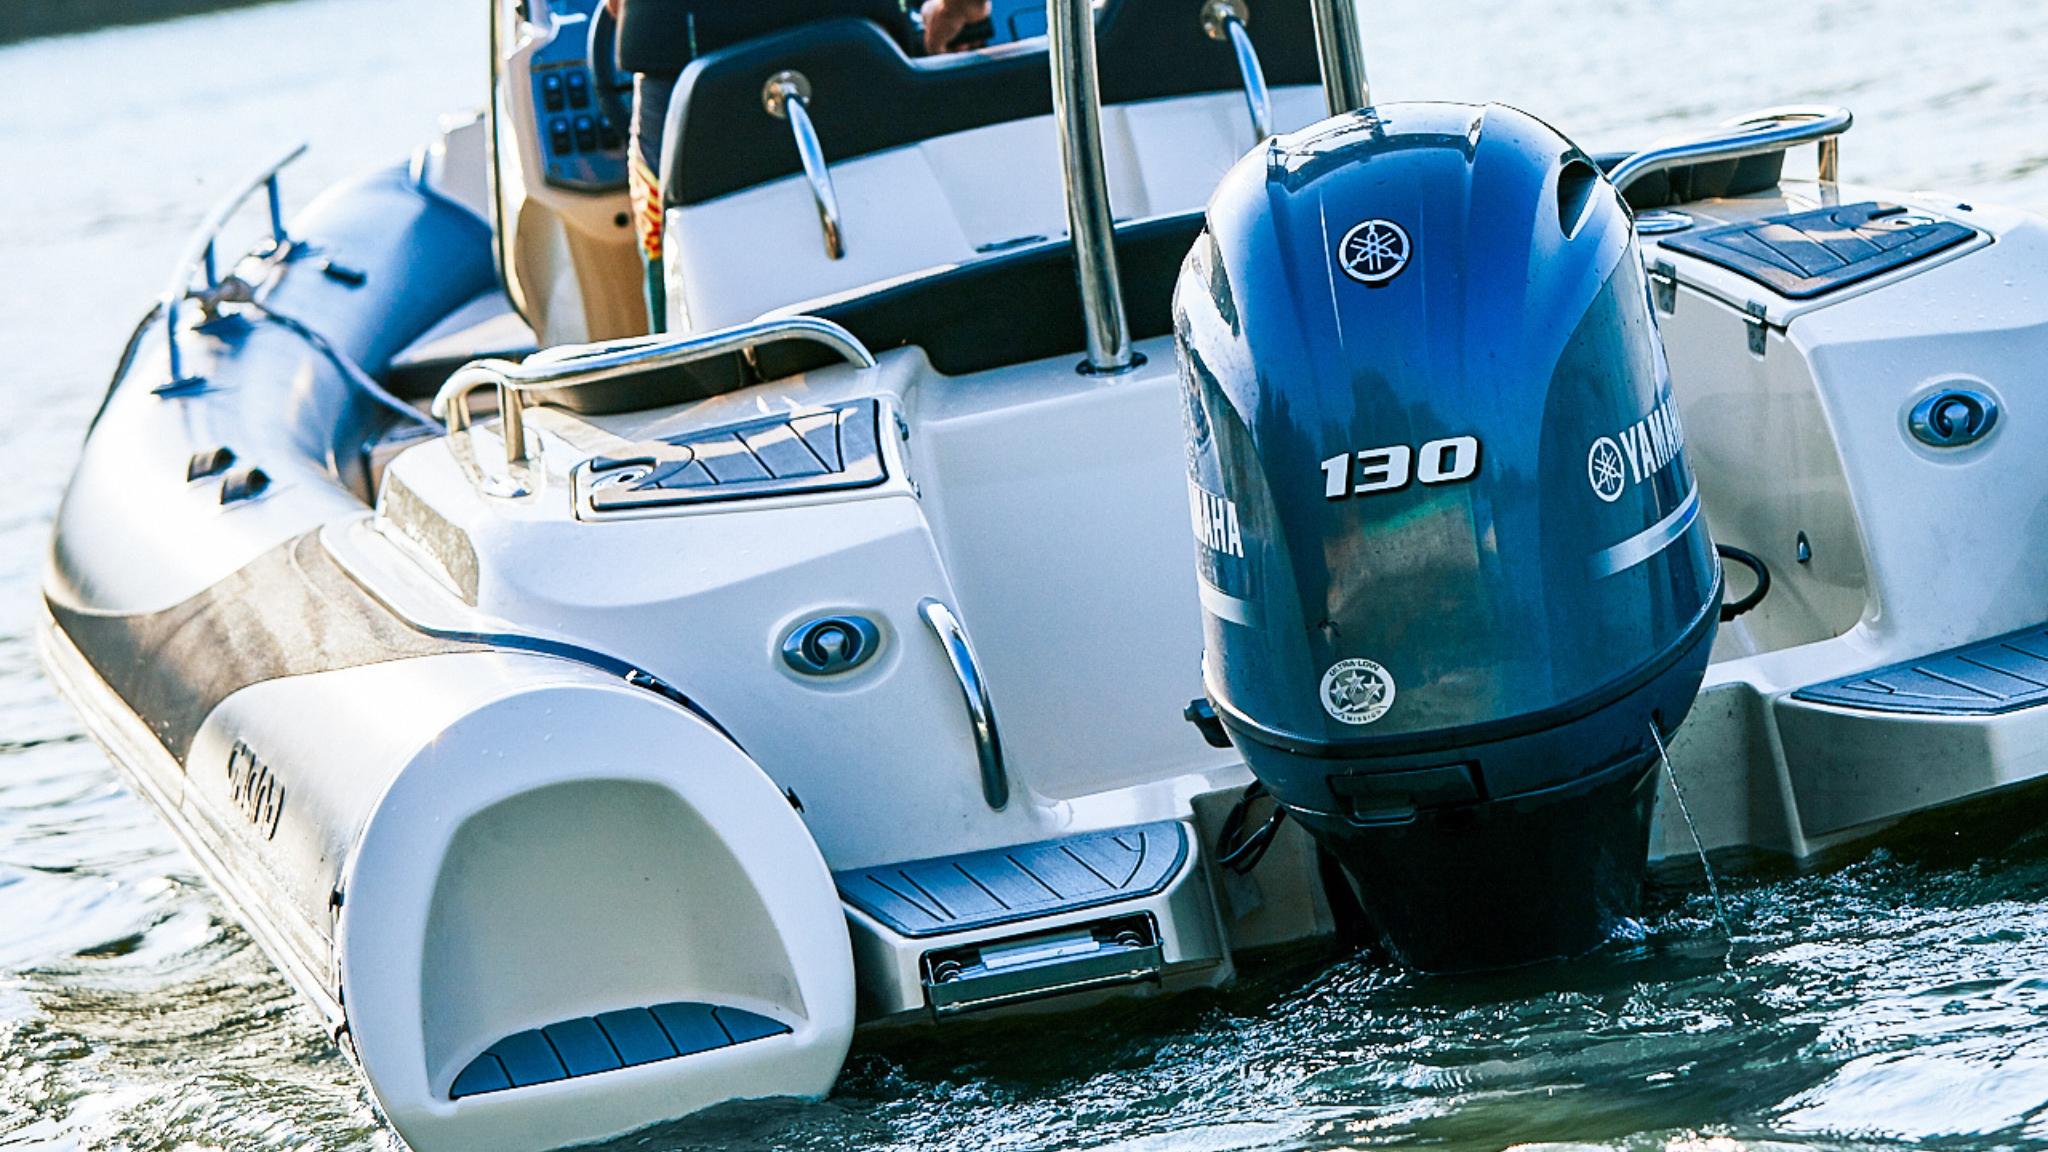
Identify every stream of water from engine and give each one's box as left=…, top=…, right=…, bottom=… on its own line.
left=1652, top=721, right=1731, bottom=952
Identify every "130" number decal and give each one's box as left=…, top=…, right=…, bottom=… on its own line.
left=1321, top=436, right=1481, bottom=500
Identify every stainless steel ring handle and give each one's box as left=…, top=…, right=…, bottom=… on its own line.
left=432, top=314, right=876, bottom=469
left=919, top=598, right=1009, bottom=811
left=1606, top=104, right=1853, bottom=196
left=763, top=71, right=845, bottom=260
left=1202, top=0, right=1271, bottom=141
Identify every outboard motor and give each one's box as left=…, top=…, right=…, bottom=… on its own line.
left=1175, top=103, right=1721, bottom=973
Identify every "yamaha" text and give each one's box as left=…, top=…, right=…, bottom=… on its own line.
left=1189, top=478, right=1244, bottom=558
left=1612, top=397, right=1686, bottom=486
left=1586, top=396, right=1687, bottom=503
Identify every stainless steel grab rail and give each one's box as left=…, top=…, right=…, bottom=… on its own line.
left=1307, top=0, right=1369, bottom=115
left=1048, top=0, right=1136, bottom=374
left=1606, top=104, right=1853, bottom=196
left=432, top=315, right=877, bottom=468
left=1203, top=0, right=1272, bottom=141
left=919, top=598, right=1009, bottom=811
left=763, top=71, right=846, bottom=260
left=158, top=143, right=309, bottom=391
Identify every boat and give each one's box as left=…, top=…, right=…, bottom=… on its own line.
left=37, top=0, right=2048, bottom=1147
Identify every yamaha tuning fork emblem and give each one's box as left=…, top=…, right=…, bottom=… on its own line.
left=1337, top=219, right=1411, bottom=284
left=1587, top=436, right=1628, bottom=502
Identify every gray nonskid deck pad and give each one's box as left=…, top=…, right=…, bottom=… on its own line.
left=449, top=1002, right=789, bottom=1099
left=1793, top=623, right=2048, bottom=716
left=1659, top=201, right=1976, bottom=300
left=836, top=821, right=1189, bottom=938
left=577, top=399, right=886, bottom=513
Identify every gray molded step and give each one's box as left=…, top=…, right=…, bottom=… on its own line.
left=448, top=1002, right=788, bottom=1099
left=836, top=821, right=1188, bottom=938
left=1793, top=624, right=2048, bottom=716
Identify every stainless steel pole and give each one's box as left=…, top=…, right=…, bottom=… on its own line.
left=1308, top=0, right=1370, bottom=115
left=1047, top=0, right=1135, bottom=373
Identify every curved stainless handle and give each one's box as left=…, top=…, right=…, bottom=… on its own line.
left=919, top=598, right=1009, bottom=811
left=1607, top=104, right=1853, bottom=196
left=433, top=314, right=875, bottom=468
left=1203, top=0, right=1271, bottom=141
left=763, top=71, right=845, bottom=260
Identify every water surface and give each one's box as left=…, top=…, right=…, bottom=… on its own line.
left=3, top=2, right=2046, bottom=1148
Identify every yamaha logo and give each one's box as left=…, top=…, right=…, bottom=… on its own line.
left=1588, top=396, right=1687, bottom=503
left=1588, top=436, right=1627, bottom=503
left=1337, top=219, right=1411, bottom=284
left=1320, top=658, right=1396, bottom=725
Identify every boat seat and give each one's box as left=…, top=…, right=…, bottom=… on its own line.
left=616, top=0, right=918, bottom=77
left=382, top=290, right=538, bottom=401
left=756, top=211, right=1206, bottom=380
left=659, top=0, right=1323, bottom=212
left=523, top=213, right=1205, bottom=417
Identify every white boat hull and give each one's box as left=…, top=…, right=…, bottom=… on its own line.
left=39, top=30, right=2048, bottom=1150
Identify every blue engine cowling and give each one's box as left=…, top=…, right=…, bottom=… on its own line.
left=1174, top=103, right=1721, bottom=973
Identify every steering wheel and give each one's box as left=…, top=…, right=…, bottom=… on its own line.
left=586, top=2, right=633, bottom=144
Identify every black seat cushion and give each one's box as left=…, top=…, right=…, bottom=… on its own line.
left=664, top=0, right=1321, bottom=208
left=617, top=0, right=919, bottom=75
left=753, top=212, right=1207, bottom=380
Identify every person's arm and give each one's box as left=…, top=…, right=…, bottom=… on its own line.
left=920, top=0, right=992, bottom=53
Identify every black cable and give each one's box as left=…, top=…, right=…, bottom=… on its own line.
left=1215, top=780, right=1286, bottom=874
left=1717, top=543, right=1771, bottom=622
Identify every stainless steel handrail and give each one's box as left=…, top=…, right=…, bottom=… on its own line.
left=1307, top=0, right=1369, bottom=115
left=158, top=143, right=308, bottom=390
left=431, top=315, right=877, bottom=467
left=1606, top=104, right=1853, bottom=196
left=1203, top=0, right=1272, bottom=141
left=1048, top=0, right=1135, bottom=374
left=918, top=598, right=1009, bottom=811
left=763, top=71, right=846, bottom=260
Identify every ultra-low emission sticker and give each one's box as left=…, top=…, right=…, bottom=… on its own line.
left=1320, top=658, right=1396, bottom=725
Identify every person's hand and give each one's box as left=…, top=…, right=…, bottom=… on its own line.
left=921, top=0, right=992, bottom=53
left=604, top=0, right=622, bottom=18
